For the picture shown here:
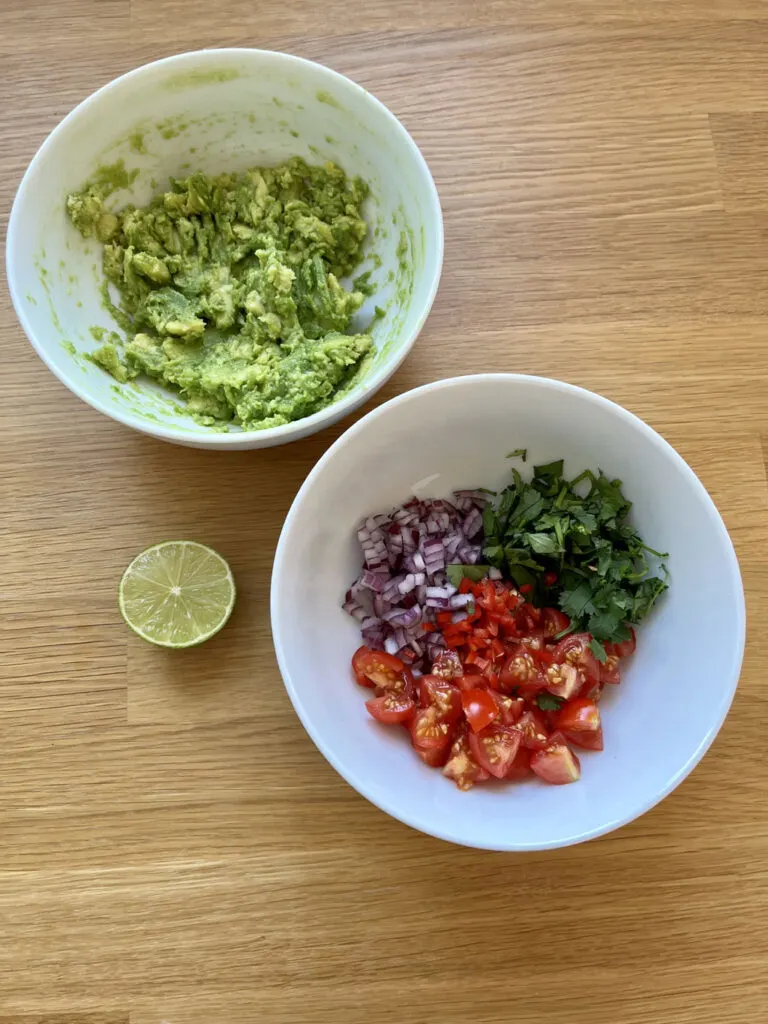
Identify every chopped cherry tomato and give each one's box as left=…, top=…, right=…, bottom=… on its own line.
left=499, top=645, right=544, bottom=695
left=456, top=672, right=482, bottom=690
left=498, top=612, right=520, bottom=637
left=417, top=742, right=453, bottom=767
left=489, top=690, right=525, bottom=725
left=544, top=661, right=582, bottom=699
left=514, top=708, right=551, bottom=751
left=474, top=580, right=504, bottom=613
left=554, top=698, right=601, bottom=734
left=431, top=649, right=464, bottom=679
left=518, top=633, right=545, bottom=651
left=553, top=633, right=600, bottom=685
left=443, top=726, right=490, bottom=790
left=418, top=676, right=462, bottom=724
left=468, top=723, right=522, bottom=779
left=599, top=652, right=621, bottom=684
left=563, top=726, right=604, bottom=751
left=530, top=732, right=581, bottom=784
left=607, top=627, right=636, bottom=659
left=352, top=645, right=377, bottom=687
left=515, top=604, right=541, bottom=633
left=365, top=692, right=415, bottom=724
left=461, top=688, right=499, bottom=733
left=541, top=607, right=570, bottom=637
left=581, top=677, right=605, bottom=702
left=504, top=745, right=532, bottom=780
left=353, top=570, right=637, bottom=790
left=352, top=646, right=414, bottom=693
left=409, top=706, right=455, bottom=751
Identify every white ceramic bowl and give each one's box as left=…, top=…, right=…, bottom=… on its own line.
left=6, top=49, right=443, bottom=449
left=271, top=374, right=745, bottom=850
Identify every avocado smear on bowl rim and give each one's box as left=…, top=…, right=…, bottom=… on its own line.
left=66, top=157, right=377, bottom=430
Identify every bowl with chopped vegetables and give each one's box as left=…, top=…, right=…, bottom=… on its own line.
left=7, top=49, right=442, bottom=449
left=271, top=374, right=745, bottom=850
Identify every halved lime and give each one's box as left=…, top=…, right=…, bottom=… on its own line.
left=118, top=541, right=235, bottom=648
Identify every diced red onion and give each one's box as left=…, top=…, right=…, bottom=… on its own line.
left=398, top=574, right=417, bottom=595
left=360, top=570, right=386, bottom=593
left=454, top=489, right=490, bottom=504
left=344, top=489, right=494, bottom=671
left=383, top=605, right=422, bottom=628
left=463, top=507, right=483, bottom=539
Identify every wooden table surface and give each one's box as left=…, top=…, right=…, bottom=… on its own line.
left=3, top=2, right=768, bottom=1022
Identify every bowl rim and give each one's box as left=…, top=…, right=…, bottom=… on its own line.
left=6, top=47, right=444, bottom=447
left=271, top=372, right=747, bottom=850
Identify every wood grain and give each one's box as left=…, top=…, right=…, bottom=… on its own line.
left=2, top=1, right=768, bottom=1021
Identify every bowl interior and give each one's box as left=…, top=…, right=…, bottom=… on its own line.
left=8, top=49, right=441, bottom=444
left=272, top=375, right=744, bottom=850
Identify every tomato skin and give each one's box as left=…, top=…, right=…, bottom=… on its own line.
left=607, top=627, right=636, bottom=659
left=418, top=677, right=462, bottom=724
left=443, top=726, right=490, bottom=790
left=417, top=741, right=453, bottom=767
left=553, top=634, right=600, bottom=685
left=461, top=688, right=499, bottom=733
left=514, top=708, right=551, bottom=751
left=544, top=661, right=583, bottom=700
left=499, top=645, right=545, bottom=695
left=554, top=698, right=601, bottom=734
left=504, top=746, right=532, bottom=780
left=456, top=672, right=482, bottom=691
left=581, top=676, right=605, bottom=701
left=541, top=608, right=570, bottom=638
left=530, top=732, right=581, bottom=784
left=468, top=723, right=522, bottom=779
left=352, top=646, right=414, bottom=694
left=516, top=604, right=541, bottom=634
left=366, top=693, right=415, bottom=724
left=563, top=726, right=604, bottom=751
left=352, top=645, right=377, bottom=687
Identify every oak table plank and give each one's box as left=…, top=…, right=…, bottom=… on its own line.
left=2, top=2, right=767, bottom=1022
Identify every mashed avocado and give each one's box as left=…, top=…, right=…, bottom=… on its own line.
left=66, top=158, right=375, bottom=429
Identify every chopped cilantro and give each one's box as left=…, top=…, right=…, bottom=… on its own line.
left=479, top=460, right=669, bottom=643
left=536, top=692, right=565, bottom=711
left=589, top=637, right=608, bottom=664
left=445, top=564, right=492, bottom=587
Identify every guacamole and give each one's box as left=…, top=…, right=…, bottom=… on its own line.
left=66, top=158, right=374, bottom=429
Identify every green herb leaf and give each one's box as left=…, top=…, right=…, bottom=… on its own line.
left=482, top=502, right=498, bottom=540
left=536, top=692, right=565, bottom=711
left=524, top=532, right=559, bottom=555
left=559, top=581, right=596, bottom=620
left=445, top=564, right=492, bottom=587
left=587, top=602, right=625, bottom=642
left=480, top=454, right=669, bottom=643
left=589, top=637, right=608, bottom=663
left=506, top=448, right=528, bottom=461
